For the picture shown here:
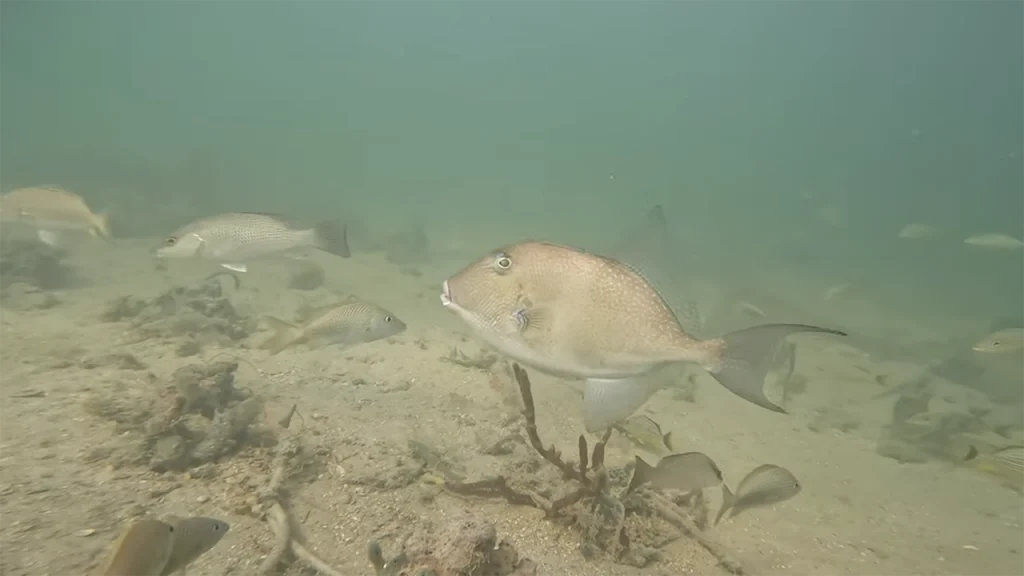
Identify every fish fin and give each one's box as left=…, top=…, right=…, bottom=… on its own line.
left=582, top=376, right=665, bottom=433
left=714, top=483, right=735, bottom=525
left=37, top=229, right=59, bottom=246
left=706, top=324, right=846, bottom=413
left=312, top=220, right=350, bottom=258
left=221, top=263, right=247, bottom=273
left=627, top=455, right=654, bottom=492
left=515, top=303, right=551, bottom=336
left=261, top=316, right=303, bottom=355
left=663, top=431, right=674, bottom=452
left=93, top=212, right=113, bottom=241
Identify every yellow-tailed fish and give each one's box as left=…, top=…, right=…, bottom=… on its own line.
left=965, top=445, right=1024, bottom=493
left=440, top=241, right=844, bottom=432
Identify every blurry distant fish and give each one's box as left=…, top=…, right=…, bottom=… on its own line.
left=261, top=299, right=406, bottom=355
left=715, top=464, right=801, bottom=525
left=612, top=204, right=706, bottom=335
left=160, top=516, right=229, bottom=576
left=441, top=241, right=845, bottom=432
left=823, top=283, right=852, bottom=301
left=155, top=212, right=349, bottom=272
left=964, top=445, right=1024, bottom=493
left=735, top=300, right=767, bottom=318
left=627, top=452, right=724, bottom=493
left=94, top=518, right=176, bottom=576
left=0, top=185, right=111, bottom=245
left=898, top=223, right=937, bottom=240
left=963, top=233, right=1024, bottom=250
left=972, top=328, right=1024, bottom=354
left=614, top=415, right=674, bottom=455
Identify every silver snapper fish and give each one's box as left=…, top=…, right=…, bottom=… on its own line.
left=261, top=299, right=406, bottom=355
left=440, top=241, right=845, bottom=432
left=155, top=212, right=349, bottom=272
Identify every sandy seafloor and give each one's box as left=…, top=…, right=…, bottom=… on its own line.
left=0, top=237, right=1022, bottom=576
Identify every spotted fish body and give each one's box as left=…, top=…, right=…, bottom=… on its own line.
left=261, top=300, right=406, bottom=355
left=441, top=241, right=844, bottom=431
left=0, top=185, right=111, bottom=240
left=155, top=212, right=349, bottom=271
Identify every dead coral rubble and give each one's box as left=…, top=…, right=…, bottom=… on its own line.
left=368, top=514, right=537, bottom=576
left=82, top=361, right=270, bottom=472
left=0, top=236, right=76, bottom=290
left=442, top=363, right=748, bottom=574
left=99, top=276, right=255, bottom=351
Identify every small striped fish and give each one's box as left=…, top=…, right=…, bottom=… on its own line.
left=966, top=445, right=1024, bottom=493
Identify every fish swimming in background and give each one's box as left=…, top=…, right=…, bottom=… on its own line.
left=972, top=328, right=1024, bottom=354
left=964, top=445, right=1024, bottom=493
left=440, top=241, right=845, bottom=432
left=897, top=223, right=938, bottom=240
left=160, top=516, right=230, bottom=576
left=93, top=518, right=176, bottom=576
left=963, top=233, right=1024, bottom=250
left=715, top=463, right=801, bottom=525
left=0, top=185, right=111, bottom=245
left=614, top=415, right=674, bottom=455
left=154, top=212, right=349, bottom=272
left=611, top=204, right=707, bottom=336
left=627, top=451, right=724, bottom=493
left=261, top=299, right=406, bottom=355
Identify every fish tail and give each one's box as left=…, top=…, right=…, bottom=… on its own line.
left=627, top=455, right=654, bottom=492
left=714, top=483, right=735, bottom=525
left=704, top=324, right=846, bottom=412
left=261, top=316, right=303, bottom=355
left=312, top=220, right=350, bottom=258
left=92, top=212, right=113, bottom=240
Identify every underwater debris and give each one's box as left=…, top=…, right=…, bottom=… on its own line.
left=438, top=364, right=747, bottom=572
left=0, top=236, right=77, bottom=293
left=258, top=420, right=346, bottom=576
left=368, top=514, right=537, bottom=576
left=441, top=346, right=497, bottom=371
left=99, top=276, right=256, bottom=350
left=82, top=360, right=271, bottom=472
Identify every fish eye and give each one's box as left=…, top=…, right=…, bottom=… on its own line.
left=164, top=236, right=177, bottom=246
left=384, top=315, right=392, bottom=323
left=493, top=253, right=512, bottom=273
